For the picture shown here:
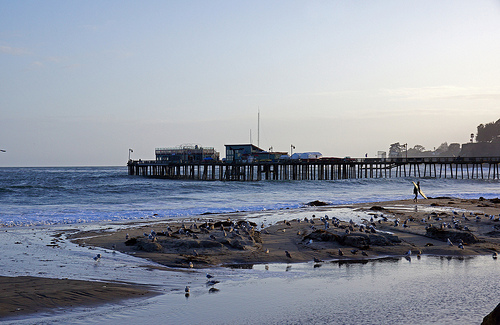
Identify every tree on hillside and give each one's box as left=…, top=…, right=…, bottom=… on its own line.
left=477, top=118, right=500, bottom=142
left=413, top=145, right=425, bottom=153
left=389, top=142, right=403, bottom=157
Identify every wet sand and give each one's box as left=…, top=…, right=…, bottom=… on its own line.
left=0, top=276, right=153, bottom=319
left=3, top=197, right=499, bottom=319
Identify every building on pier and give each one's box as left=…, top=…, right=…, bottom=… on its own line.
left=224, top=144, right=286, bottom=163
left=155, top=145, right=219, bottom=162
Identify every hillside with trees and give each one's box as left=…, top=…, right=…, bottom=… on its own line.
left=476, top=118, right=500, bottom=142
left=387, top=118, right=500, bottom=158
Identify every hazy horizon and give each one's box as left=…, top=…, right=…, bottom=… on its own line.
left=2, top=1, right=500, bottom=167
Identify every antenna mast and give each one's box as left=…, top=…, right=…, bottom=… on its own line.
left=257, top=108, right=260, bottom=148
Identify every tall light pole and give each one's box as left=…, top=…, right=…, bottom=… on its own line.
left=403, top=143, right=408, bottom=160
left=128, top=148, right=133, bottom=160
left=290, top=144, right=295, bottom=156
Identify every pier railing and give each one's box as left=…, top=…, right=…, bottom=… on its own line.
left=127, top=157, right=500, bottom=181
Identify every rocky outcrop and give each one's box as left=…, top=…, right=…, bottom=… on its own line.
left=482, top=303, right=500, bottom=325
left=303, top=230, right=401, bottom=249
left=425, top=226, right=479, bottom=244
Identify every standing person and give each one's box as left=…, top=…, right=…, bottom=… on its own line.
left=413, top=181, right=420, bottom=202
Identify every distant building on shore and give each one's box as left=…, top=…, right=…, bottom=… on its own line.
left=459, top=137, right=500, bottom=157
left=155, top=145, right=219, bottom=162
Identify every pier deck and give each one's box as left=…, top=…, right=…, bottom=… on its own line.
left=127, top=157, right=500, bottom=181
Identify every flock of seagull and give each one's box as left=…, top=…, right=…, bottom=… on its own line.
left=92, top=208, right=499, bottom=280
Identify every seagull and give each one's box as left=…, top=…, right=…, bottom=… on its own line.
left=185, top=286, right=190, bottom=293
left=493, top=252, right=498, bottom=260
left=189, top=262, right=194, bottom=268
left=447, top=238, right=454, bottom=246
left=404, top=250, right=412, bottom=256
left=458, top=242, right=464, bottom=249
left=404, top=255, right=411, bottom=262
left=285, top=251, right=292, bottom=258
left=125, top=233, right=129, bottom=240
left=338, top=249, right=344, bottom=256
left=351, top=249, right=358, bottom=255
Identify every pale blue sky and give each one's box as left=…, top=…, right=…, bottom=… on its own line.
left=1, top=1, right=500, bottom=166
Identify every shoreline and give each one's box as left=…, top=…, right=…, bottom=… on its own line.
left=2, top=197, right=499, bottom=319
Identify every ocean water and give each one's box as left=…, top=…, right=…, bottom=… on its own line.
left=1, top=166, right=499, bottom=324
left=1, top=166, right=500, bottom=227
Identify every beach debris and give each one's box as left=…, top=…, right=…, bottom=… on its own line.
left=93, top=253, right=101, bottom=262
left=351, top=249, right=358, bottom=255
left=447, top=238, right=454, bottom=246
left=206, top=273, right=214, bottom=279
left=362, top=251, right=368, bottom=257
left=189, top=262, right=194, bottom=268
left=285, top=250, right=292, bottom=258
left=313, top=257, right=323, bottom=263
left=209, top=287, right=220, bottom=293
left=185, top=286, right=190, bottom=293
left=404, top=255, right=411, bottom=262
left=493, top=252, right=498, bottom=260
left=338, top=249, right=344, bottom=256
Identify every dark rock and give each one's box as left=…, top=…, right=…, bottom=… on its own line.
left=136, top=240, right=163, bottom=252
left=369, top=206, right=385, bottom=211
left=306, top=200, right=329, bottom=207
left=342, top=234, right=370, bottom=250
left=482, top=303, right=500, bottom=325
left=489, top=198, right=500, bottom=204
left=228, top=239, right=246, bottom=250
left=124, top=237, right=137, bottom=246
left=368, top=233, right=401, bottom=246
left=425, top=226, right=479, bottom=244
left=304, top=229, right=341, bottom=242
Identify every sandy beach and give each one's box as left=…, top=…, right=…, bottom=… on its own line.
left=0, top=276, right=153, bottom=319
left=69, top=197, right=500, bottom=268
left=2, top=197, right=499, bottom=320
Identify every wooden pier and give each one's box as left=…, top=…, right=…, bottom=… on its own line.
left=127, top=157, right=500, bottom=181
